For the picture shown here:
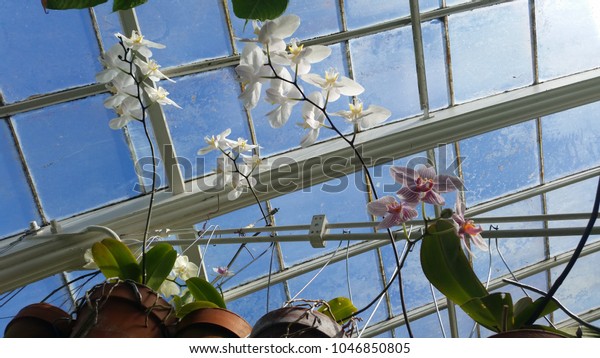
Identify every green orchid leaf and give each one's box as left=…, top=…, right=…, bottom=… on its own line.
left=318, top=297, right=358, bottom=324
left=112, top=0, right=148, bottom=11
left=232, top=0, right=288, bottom=21
left=461, top=292, right=514, bottom=333
left=44, top=0, right=108, bottom=10
left=177, top=301, right=221, bottom=318
left=420, top=219, right=489, bottom=306
left=186, top=277, right=226, bottom=309
left=513, top=296, right=560, bottom=329
left=144, top=243, right=177, bottom=291
left=91, top=238, right=141, bottom=282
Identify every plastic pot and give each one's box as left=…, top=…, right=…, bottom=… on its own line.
left=171, top=308, right=252, bottom=338
left=4, top=302, right=72, bottom=338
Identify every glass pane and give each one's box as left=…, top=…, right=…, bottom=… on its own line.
left=350, top=27, right=422, bottom=122
left=135, top=0, right=232, bottom=67
left=160, top=68, right=250, bottom=180
left=395, top=310, right=450, bottom=338
left=536, top=0, right=600, bottom=81
left=287, top=252, right=387, bottom=329
left=229, top=0, right=341, bottom=50
left=195, top=204, right=280, bottom=290
left=551, top=253, right=600, bottom=322
left=546, top=177, right=600, bottom=256
left=12, top=95, right=140, bottom=220
left=542, top=101, right=600, bottom=182
left=92, top=2, right=123, bottom=50
left=448, top=0, right=533, bottom=103
left=0, top=3, right=101, bottom=103
left=459, top=120, right=540, bottom=205
left=344, top=0, right=409, bottom=30
left=422, top=20, right=450, bottom=112
left=471, top=196, right=545, bottom=280
left=0, top=120, right=41, bottom=238
left=270, top=171, right=369, bottom=266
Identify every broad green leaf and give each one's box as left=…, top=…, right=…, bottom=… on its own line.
left=144, top=243, right=177, bottom=291
left=91, top=238, right=141, bottom=282
left=232, top=0, right=288, bottom=21
left=461, top=293, right=514, bottom=333
left=177, top=301, right=220, bottom=318
left=186, top=277, right=226, bottom=309
left=90, top=241, right=120, bottom=279
left=513, top=296, right=560, bottom=329
left=420, top=219, right=488, bottom=306
left=112, top=0, right=147, bottom=11
left=318, top=297, right=357, bottom=324
left=44, top=0, right=107, bottom=10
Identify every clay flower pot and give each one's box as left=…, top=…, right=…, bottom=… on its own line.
left=71, top=281, right=176, bottom=338
left=4, top=302, right=72, bottom=338
left=250, top=306, right=343, bottom=338
left=171, top=308, right=252, bottom=338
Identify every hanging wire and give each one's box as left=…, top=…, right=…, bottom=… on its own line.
left=358, top=267, right=395, bottom=337
left=345, top=239, right=353, bottom=302
left=430, top=283, right=447, bottom=338
left=288, top=241, right=345, bottom=303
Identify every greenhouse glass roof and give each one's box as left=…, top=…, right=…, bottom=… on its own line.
left=1, top=0, right=600, bottom=337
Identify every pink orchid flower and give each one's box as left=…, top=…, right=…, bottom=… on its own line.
left=390, top=165, right=463, bottom=206
left=367, top=195, right=418, bottom=229
left=452, top=196, right=488, bottom=256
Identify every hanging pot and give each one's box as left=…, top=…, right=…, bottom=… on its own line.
left=489, top=329, right=567, bottom=338
left=71, top=281, right=176, bottom=338
left=250, top=306, right=343, bottom=338
left=171, top=308, right=252, bottom=338
left=4, top=302, right=72, bottom=338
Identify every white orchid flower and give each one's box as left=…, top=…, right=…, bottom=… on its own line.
left=144, top=85, right=182, bottom=109
left=229, top=137, right=259, bottom=153
left=298, top=92, right=326, bottom=147
left=265, top=68, right=302, bottom=128
left=158, top=276, right=180, bottom=297
left=135, top=58, right=174, bottom=83
left=227, top=165, right=257, bottom=200
left=332, top=98, right=391, bottom=129
left=108, top=97, right=143, bottom=129
left=198, top=128, right=233, bottom=155
left=215, top=154, right=234, bottom=188
left=116, top=30, right=165, bottom=58
left=83, top=248, right=98, bottom=270
left=253, top=14, right=301, bottom=52
left=235, top=43, right=271, bottom=110
left=95, top=44, right=130, bottom=83
left=172, top=255, right=199, bottom=281
left=272, top=38, right=331, bottom=75
left=103, top=74, right=135, bottom=109
left=301, top=67, right=364, bottom=102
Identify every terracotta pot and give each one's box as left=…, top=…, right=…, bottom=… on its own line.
left=172, top=308, right=252, bottom=338
left=4, top=302, right=72, bottom=338
left=489, top=329, right=567, bottom=338
left=250, top=306, right=343, bottom=338
left=71, top=281, right=176, bottom=338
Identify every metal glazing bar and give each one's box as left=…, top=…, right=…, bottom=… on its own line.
left=409, top=0, right=430, bottom=118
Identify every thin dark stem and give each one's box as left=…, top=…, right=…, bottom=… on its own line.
left=504, top=278, right=600, bottom=333
left=141, top=119, right=157, bottom=285
left=525, top=175, right=600, bottom=326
